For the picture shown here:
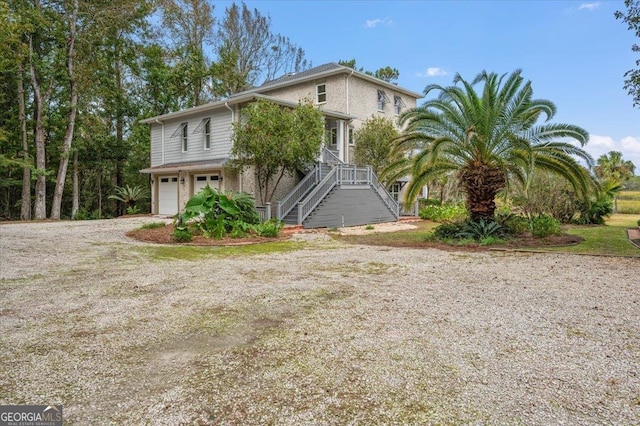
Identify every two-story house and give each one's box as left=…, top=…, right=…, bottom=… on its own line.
left=140, top=62, right=422, bottom=228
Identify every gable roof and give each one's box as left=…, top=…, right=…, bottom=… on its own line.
left=232, top=62, right=423, bottom=99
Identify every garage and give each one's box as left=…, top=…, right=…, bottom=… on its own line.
left=193, top=174, right=220, bottom=194
left=158, top=176, right=178, bottom=216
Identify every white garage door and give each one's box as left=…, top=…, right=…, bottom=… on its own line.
left=193, top=175, right=220, bottom=194
left=158, top=176, right=178, bottom=215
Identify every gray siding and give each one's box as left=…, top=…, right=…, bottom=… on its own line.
left=151, top=109, right=233, bottom=166
left=150, top=123, right=163, bottom=166
left=303, top=187, right=397, bottom=229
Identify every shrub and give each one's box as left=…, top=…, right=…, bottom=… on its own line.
left=181, top=186, right=260, bottom=238
left=637, top=219, right=640, bottom=227
left=255, top=219, right=284, bottom=237
left=171, top=226, right=193, bottom=242
left=575, top=197, right=613, bottom=225
left=229, top=221, right=253, bottom=238
left=140, top=222, right=166, bottom=230
left=419, top=203, right=467, bottom=222
left=496, top=213, right=530, bottom=235
left=126, top=205, right=141, bottom=215
left=456, top=219, right=505, bottom=240
left=530, top=215, right=562, bottom=238
left=433, top=222, right=465, bottom=239
left=365, top=225, right=374, bottom=230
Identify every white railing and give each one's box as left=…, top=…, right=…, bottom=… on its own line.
left=276, top=164, right=320, bottom=219
left=296, top=164, right=400, bottom=224
left=369, top=169, right=400, bottom=217
left=297, top=166, right=338, bottom=224
left=338, top=165, right=371, bottom=185
left=256, top=203, right=271, bottom=221
left=322, top=147, right=342, bottom=164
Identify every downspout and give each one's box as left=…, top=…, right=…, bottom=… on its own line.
left=224, top=102, right=238, bottom=191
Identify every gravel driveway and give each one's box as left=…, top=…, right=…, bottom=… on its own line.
left=0, top=218, right=639, bottom=425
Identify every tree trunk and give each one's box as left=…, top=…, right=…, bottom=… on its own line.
left=18, top=62, right=31, bottom=221
left=28, top=31, right=47, bottom=220
left=460, top=163, right=506, bottom=222
left=72, top=150, right=79, bottom=219
left=50, top=0, right=79, bottom=219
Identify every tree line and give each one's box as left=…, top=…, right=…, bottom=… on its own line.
left=0, top=0, right=309, bottom=220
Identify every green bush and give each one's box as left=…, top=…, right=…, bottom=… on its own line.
left=575, top=197, right=613, bottom=225
left=255, top=219, right=284, bottom=237
left=126, top=205, right=141, bottom=215
left=419, top=203, right=467, bottom=222
left=496, top=213, right=530, bottom=235
left=171, top=226, right=193, bottom=242
left=530, top=215, right=562, bottom=238
left=456, top=219, right=505, bottom=240
left=180, top=186, right=260, bottom=239
left=433, top=222, right=465, bottom=239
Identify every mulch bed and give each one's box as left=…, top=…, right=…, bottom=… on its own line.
left=126, top=224, right=290, bottom=246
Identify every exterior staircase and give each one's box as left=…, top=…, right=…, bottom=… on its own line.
left=275, top=148, right=399, bottom=228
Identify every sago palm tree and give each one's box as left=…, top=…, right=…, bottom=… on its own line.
left=383, top=70, right=595, bottom=221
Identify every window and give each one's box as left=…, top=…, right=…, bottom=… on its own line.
left=394, top=95, right=406, bottom=115
left=348, top=127, right=355, bottom=146
left=328, top=127, right=337, bottom=146
left=389, top=182, right=402, bottom=201
left=204, top=119, right=211, bottom=149
left=193, top=118, right=211, bottom=150
left=317, top=84, right=327, bottom=104
left=181, top=122, right=188, bottom=152
left=377, top=89, right=390, bottom=111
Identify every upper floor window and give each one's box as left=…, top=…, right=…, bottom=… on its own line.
left=181, top=122, right=188, bottom=152
left=204, top=119, right=211, bottom=150
left=377, top=89, right=390, bottom=111
left=193, top=117, right=212, bottom=150
left=170, top=122, right=189, bottom=151
left=394, top=95, right=406, bottom=115
left=317, top=84, right=327, bottom=104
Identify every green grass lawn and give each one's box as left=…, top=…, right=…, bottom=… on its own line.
left=336, top=215, right=640, bottom=257
left=544, top=214, right=640, bottom=257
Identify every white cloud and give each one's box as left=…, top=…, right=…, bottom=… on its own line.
left=573, top=135, right=640, bottom=169
left=417, top=67, right=448, bottom=78
left=364, top=18, right=393, bottom=28
left=578, top=2, right=601, bottom=11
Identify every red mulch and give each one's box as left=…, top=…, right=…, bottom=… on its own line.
left=126, top=224, right=290, bottom=246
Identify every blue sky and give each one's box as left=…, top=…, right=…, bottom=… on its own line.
left=216, top=0, right=639, bottom=169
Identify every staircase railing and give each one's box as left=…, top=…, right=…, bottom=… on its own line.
left=322, top=147, right=343, bottom=164
left=369, top=168, right=399, bottom=217
left=296, top=164, right=399, bottom=224
left=297, top=166, right=338, bottom=224
left=276, top=163, right=320, bottom=219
